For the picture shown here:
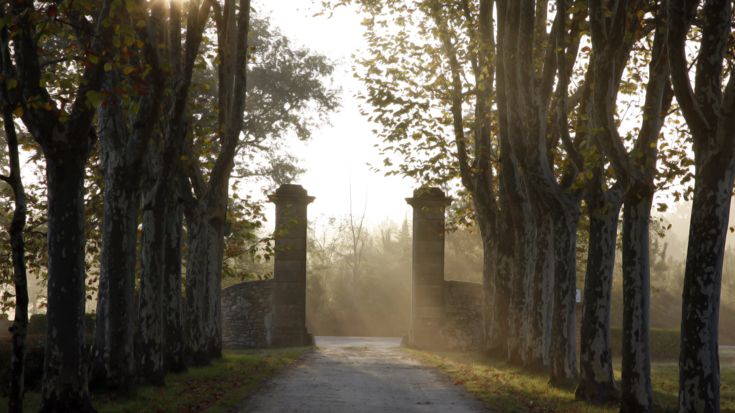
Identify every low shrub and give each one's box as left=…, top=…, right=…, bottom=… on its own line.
left=610, top=327, right=680, bottom=360
left=0, top=332, right=94, bottom=395
left=27, top=313, right=96, bottom=335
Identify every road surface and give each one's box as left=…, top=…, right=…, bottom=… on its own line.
left=236, top=336, right=489, bottom=412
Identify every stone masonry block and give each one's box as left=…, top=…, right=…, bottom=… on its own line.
left=414, top=241, right=444, bottom=255
left=416, top=306, right=443, bottom=319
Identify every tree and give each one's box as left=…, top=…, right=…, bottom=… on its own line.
left=589, top=1, right=673, bottom=409
left=177, top=0, right=252, bottom=364
left=180, top=6, right=339, bottom=363
left=331, top=0, right=504, bottom=357
left=668, top=0, right=735, bottom=410
left=136, top=0, right=213, bottom=383
left=0, top=0, right=119, bottom=409
left=497, top=0, right=589, bottom=384
left=91, top=0, right=167, bottom=392
left=329, top=0, right=587, bottom=375
left=342, top=184, right=369, bottom=299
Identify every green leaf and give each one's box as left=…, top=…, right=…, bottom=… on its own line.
left=86, top=90, right=103, bottom=108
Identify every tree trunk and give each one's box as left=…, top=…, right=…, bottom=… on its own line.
left=184, top=205, right=211, bottom=366
left=679, top=154, right=734, bottom=413
left=39, top=153, right=96, bottom=413
left=488, top=195, right=514, bottom=357
left=137, top=182, right=167, bottom=386
left=163, top=190, right=187, bottom=374
left=4, top=105, right=29, bottom=413
left=526, top=195, right=554, bottom=371
left=92, top=167, right=139, bottom=392
left=474, top=194, right=497, bottom=355
left=204, top=210, right=223, bottom=358
left=548, top=198, right=580, bottom=388
left=480, top=230, right=496, bottom=353
left=508, top=194, right=534, bottom=365
left=620, top=187, right=653, bottom=412
left=576, top=188, right=621, bottom=403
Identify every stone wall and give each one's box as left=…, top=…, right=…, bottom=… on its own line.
left=222, top=280, right=273, bottom=348
left=442, top=280, right=484, bottom=351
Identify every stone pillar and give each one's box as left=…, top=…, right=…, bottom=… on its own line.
left=406, top=188, right=452, bottom=349
left=268, top=184, right=315, bottom=347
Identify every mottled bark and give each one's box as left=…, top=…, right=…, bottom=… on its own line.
left=576, top=187, right=621, bottom=403
left=92, top=170, right=139, bottom=392
left=163, top=190, right=187, bottom=374
left=619, top=190, right=653, bottom=412
left=91, top=71, right=141, bottom=393
left=667, top=0, right=735, bottom=411
left=588, top=1, right=671, bottom=409
left=136, top=0, right=212, bottom=380
left=40, top=152, right=96, bottom=413
left=473, top=0, right=499, bottom=356
left=548, top=200, right=580, bottom=388
left=480, top=227, right=497, bottom=353
left=526, top=195, right=554, bottom=371
left=182, top=0, right=251, bottom=359
left=137, top=181, right=168, bottom=386
left=488, top=194, right=513, bottom=357
left=678, top=157, right=733, bottom=413
left=183, top=204, right=211, bottom=366
left=205, top=210, right=224, bottom=358
left=508, top=191, right=534, bottom=366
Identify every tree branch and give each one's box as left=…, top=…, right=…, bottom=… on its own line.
left=556, top=0, right=583, bottom=174
left=667, top=0, right=711, bottom=137
left=431, top=4, right=475, bottom=192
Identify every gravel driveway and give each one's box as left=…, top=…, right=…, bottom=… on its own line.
left=235, top=336, right=489, bottom=412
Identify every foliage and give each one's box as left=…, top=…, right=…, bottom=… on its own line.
left=184, top=13, right=340, bottom=192
left=351, top=0, right=487, bottom=189
left=0, top=10, right=341, bottom=312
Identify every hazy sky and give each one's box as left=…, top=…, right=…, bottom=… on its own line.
left=253, top=1, right=416, bottom=228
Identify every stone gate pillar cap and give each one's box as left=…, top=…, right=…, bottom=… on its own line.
left=268, top=184, right=315, bottom=204
left=405, top=187, right=453, bottom=206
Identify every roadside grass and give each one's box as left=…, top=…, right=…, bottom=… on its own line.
left=1, top=347, right=311, bottom=413
left=405, top=348, right=735, bottom=413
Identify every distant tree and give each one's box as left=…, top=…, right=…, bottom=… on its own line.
left=668, top=0, right=735, bottom=411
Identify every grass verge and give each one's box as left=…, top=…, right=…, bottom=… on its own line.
left=404, top=348, right=735, bottom=413
left=1, top=347, right=311, bottom=413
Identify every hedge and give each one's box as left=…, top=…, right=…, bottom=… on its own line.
left=0, top=313, right=96, bottom=395
left=27, top=313, right=96, bottom=335
left=610, top=327, right=680, bottom=360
